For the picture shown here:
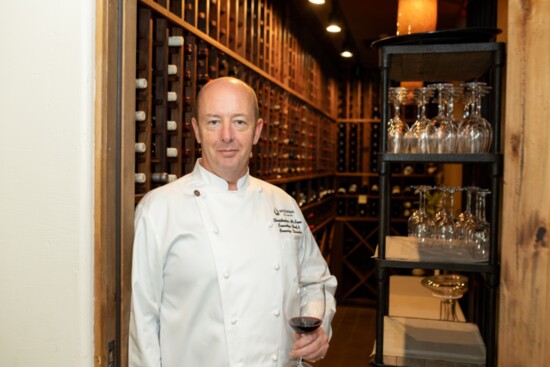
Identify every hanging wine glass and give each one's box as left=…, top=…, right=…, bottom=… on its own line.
left=429, top=83, right=458, bottom=154
left=409, top=87, right=437, bottom=153
left=454, top=186, right=476, bottom=240
left=468, top=189, right=491, bottom=259
left=458, top=82, right=493, bottom=153
left=434, top=186, right=454, bottom=240
left=408, top=185, right=433, bottom=240
left=387, top=87, right=410, bottom=154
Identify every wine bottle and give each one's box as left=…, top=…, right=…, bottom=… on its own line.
left=135, top=173, right=146, bottom=184
left=167, top=120, right=177, bottom=131
left=135, top=111, right=146, bottom=121
left=135, top=142, right=147, bottom=153
left=167, top=64, right=178, bottom=75
left=168, top=36, right=184, bottom=47
left=167, top=91, right=177, bottom=102
left=166, top=147, right=178, bottom=157
left=151, top=172, right=169, bottom=183
left=135, top=78, right=148, bottom=89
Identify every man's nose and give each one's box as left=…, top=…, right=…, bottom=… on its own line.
left=220, top=121, right=233, bottom=142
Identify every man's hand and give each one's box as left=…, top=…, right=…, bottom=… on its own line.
left=289, top=327, right=329, bottom=363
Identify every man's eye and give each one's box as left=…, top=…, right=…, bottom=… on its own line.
left=234, top=120, right=248, bottom=129
left=207, top=120, right=220, bottom=126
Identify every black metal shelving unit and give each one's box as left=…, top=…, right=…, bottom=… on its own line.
left=373, top=41, right=505, bottom=367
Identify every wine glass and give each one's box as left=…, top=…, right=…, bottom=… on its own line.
left=422, top=274, right=469, bottom=322
left=408, top=185, right=433, bottom=240
left=458, top=82, right=493, bottom=153
left=285, top=283, right=326, bottom=367
left=387, top=87, right=410, bottom=154
left=468, top=189, right=491, bottom=259
left=429, top=83, right=458, bottom=153
left=454, top=186, right=476, bottom=240
left=433, top=186, right=454, bottom=240
left=409, top=87, right=437, bottom=153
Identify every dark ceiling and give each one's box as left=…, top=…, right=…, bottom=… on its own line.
left=296, top=0, right=470, bottom=71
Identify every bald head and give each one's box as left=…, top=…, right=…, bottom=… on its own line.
left=196, top=77, right=259, bottom=121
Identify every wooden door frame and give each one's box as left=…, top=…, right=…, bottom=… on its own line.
left=94, top=0, right=136, bottom=366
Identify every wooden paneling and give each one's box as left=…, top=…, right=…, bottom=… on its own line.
left=499, top=0, right=550, bottom=365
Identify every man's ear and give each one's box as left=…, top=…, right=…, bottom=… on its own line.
left=191, top=117, right=201, bottom=144
left=253, top=118, right=264, bottom=145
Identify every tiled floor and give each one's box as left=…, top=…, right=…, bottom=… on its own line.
left=315, top=306, right=376, bottom=367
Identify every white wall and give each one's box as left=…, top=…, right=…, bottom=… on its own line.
left=0, top=1, right=95, bottom=366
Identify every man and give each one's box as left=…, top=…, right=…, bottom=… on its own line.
left=129, top=77, right=337, bottom=366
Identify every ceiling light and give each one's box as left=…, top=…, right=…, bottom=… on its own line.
left=340, top=40, right=354, bottom=58
left=326, top=11, right=342, bottom=33
left=308, top=0, right=326, bottom=4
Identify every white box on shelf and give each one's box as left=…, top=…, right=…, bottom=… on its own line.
left=376, top=316, right=486, bottom=367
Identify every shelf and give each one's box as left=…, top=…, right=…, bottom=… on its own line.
left=373, top=316, right=486, bottom=367
left=380, top=153, right=502, bottom=164
left=380, top=42, right=505, bottom=82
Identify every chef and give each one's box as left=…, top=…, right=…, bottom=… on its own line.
left=129, top=76, right=337, bottom=367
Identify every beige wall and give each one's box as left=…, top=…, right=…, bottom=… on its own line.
left=0, top=1, right=95, bottom=366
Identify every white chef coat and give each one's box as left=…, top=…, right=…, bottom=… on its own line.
left=129, top=160, right=337, bottom=367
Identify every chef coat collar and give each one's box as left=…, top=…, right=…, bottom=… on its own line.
left=194, top=158, right=250, bottom=191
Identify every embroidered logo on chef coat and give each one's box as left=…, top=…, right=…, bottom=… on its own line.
left=273, top=208, right=303, bottom=234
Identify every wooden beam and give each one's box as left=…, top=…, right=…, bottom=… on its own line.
left=500, top=0, right=550, bottom=365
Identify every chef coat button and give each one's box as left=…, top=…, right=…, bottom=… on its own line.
left=194, top=190, right=200, bottom=197
left=274, top=263, right=280, bottom=271
left=267, top=221, right=273, bottom=228
left=223, top=271, right=230, bottom=279
left=272, top=309, right=280, bottom=317
left=213, top=227, right=219, bottom=234
left=257, top=187, right=263, bottom=193
left=271, top=354, right=278, bottom=362
left=231, top=317, right=238, bottom=325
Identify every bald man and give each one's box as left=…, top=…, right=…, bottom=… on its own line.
left=129, top=77, right=337, bottom=367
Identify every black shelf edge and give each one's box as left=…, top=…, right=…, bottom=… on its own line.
left=375, top=258, right=497, bottom=273
left=380, top=153, right=502, bottom=163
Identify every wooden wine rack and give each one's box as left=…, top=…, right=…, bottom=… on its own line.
left=133, top=0, right=339, bottom=249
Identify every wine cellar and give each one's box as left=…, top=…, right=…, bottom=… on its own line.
left=7, top=1, right=550, bottom=367
left=127, top=0, right=506, bottom=365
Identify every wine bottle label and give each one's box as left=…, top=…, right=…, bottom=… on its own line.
left=135, top=142, right=147, bottom=153
left=166, top=120, right=177, bottom=131
left=166, top=147, right=178, bottom=157
left=168, top=36, right=184, bottom=47
left=167, top=91, right=177, bottom=102
left=135, top=111, right=146, bottom=121
left=135, top=173, right=146, bottom=184
left=167, top=64, right=178, bottom=75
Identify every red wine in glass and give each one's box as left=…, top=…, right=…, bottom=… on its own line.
left=288, top=316, right=322, bottom=334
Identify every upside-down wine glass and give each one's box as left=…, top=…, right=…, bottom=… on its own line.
left=409, top=87, right=437, bottom=154
left=408, top=185, right=434, bottom=240
left=285, top=282, right=326, bottom=367
left=468, top=189, right=491, bottom=260
left=387, top=87, right=410, bottom=154
left=430, top=83, right=458, bottom=153
left=458, top=82, right=493, bottom=153
left=454, top=186, right=476, bottom=240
